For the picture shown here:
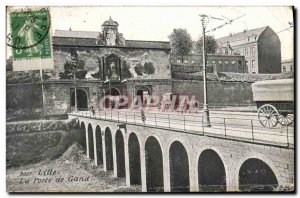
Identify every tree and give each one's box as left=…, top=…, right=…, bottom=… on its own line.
left=91, top=58, right=103, bottom=80
left=143, top=62, right=155, bottom=76
left=134, top=63, right=144, bottom=76
left=6, top=56, right=13, bottom=71
left=121, top=60, right=133, bottom=79
left=195, top=35, right=218, bottom=54
left=59, top=55, right=87, bottom=79
left=168, top=28, right=193, bottom=65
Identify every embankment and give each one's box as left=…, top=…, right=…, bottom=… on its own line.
left=6, top=119, right=79, bottom=168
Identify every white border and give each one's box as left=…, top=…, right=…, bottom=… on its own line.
left=1, top=1, right=298, bottom=198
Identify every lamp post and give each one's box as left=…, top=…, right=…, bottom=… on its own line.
left=200, top=14, right=211, bottom=126
left=74, top=69, right=77, bottom=112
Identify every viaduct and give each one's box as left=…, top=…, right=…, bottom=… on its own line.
left=69, top=114, right=294, bottom=192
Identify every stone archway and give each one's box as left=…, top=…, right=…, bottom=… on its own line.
left=136, top=86, right=151, bottom=107
left=145, top=136, right=164, bottom=192
left=80, top=122, right=87, bottom=154
left=104, top=87, right=121, bottom=109
left=169, top=141, right=190, bottom=192
left=71, top=88, right=88, bottom=110
left=128, top=132, right=141, bottom=185
left=198, top=149, right=226, bottom=192
left=239, top=158, right=278, bottom=192
left=95, top=126, right=103, bottom=165
left=105, top=128, right=113, bottom=171
left=115, top=130, right=125, bottom=177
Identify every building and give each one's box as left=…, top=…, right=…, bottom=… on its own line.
left=170, top=54, right=246, bottom=73
left=281, top=58, right=294, bottom=73
left=216, top=26, right=281, bottom=74
left=43, top=17, right=172, bottom=114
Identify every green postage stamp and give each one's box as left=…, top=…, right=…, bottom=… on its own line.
left=8, top=7, right=54, bottom=71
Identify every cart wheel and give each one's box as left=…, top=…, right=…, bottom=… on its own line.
left=258, top=104, right=279, bottom=127
left=278, top=113, right=294, bottom=126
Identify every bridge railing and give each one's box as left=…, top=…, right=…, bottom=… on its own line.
left=69, top=110, right=293, bottom=148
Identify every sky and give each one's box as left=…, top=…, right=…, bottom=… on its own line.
left=7, top=6, right=294, bottom=60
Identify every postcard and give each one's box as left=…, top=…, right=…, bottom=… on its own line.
left=6, top=6, right=294, bottom=193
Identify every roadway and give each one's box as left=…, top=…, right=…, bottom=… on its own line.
left=72, top=109, right=294, bottom=148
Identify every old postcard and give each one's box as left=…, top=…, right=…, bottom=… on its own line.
left=6, top=6, right=294, bottom=193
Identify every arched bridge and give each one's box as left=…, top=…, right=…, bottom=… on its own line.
left=68, top=110, right=294, bottom=192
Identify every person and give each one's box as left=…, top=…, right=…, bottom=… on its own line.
left=194, top=100, right=199, bottom=114
left=90, top=105, right=95, bottom=116
left=141, top=108, right=146, bottom=125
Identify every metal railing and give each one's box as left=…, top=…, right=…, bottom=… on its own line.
left=69, top=109, right=294, bottom=148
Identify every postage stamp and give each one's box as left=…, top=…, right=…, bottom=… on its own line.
left=7, top=7, right=54, bottom=71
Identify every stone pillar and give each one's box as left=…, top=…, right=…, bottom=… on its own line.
left=189, top=154, right=199, bottom=192
left=85, top=123, right=90, bottom=158
left=112, top=131, right=118, bottom=177
left=124, top=133, right=131, bottom=186
left=102, top=132, right=107, bottom=171
left=93, top=127, right=98, bottom=166
left=163, top=149, right=171, bottom=192
left=140, top=142, right=147, bottom=192
left=227, top=167, right=239, bottom=192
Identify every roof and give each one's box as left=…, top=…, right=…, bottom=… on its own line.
left=54, top=30, right=100, bottom=39
left=216, top=26, right=268, bottom=47
left=53, top=30, right=171, bottom=49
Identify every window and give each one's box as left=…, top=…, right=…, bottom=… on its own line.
left=191, top=61, right=195, bottom=63
left=232, top=61, right=236, bottom=64
left=283, top=66, right=286, bottom=72
left=225, top=61, right=228, bottom=64
left=177, top=60, right=181, bottom=63
left=291, top=65, right=293, bottom=72
left=219, top=61, right=222, bottom=64
left=184, top=60, right=188, bottom=63
left=212, top=61, right=215, bottom=63
left=251, top=60, right=255, bottom=68
left=252, top=46, right=255, bottom=56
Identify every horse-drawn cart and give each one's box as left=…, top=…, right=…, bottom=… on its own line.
left=252, top=79, right=294, bottom=127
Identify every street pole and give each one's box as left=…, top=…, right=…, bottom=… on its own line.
left=74, top=70, right=77, bottom=112
left=201, top=14, right=211, bottom=126
left=109, top=79, right=111, bottom=110
left=39, top=65, right=45, bottom=119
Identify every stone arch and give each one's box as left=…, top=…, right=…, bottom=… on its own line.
left=79, top=122, right=87, bottom=154
left=169, top=141, right=190, bottom=192
left=95, top=125, right=103, bottom=165
left=71, top=88, right=89, bottom=110
left=145, top=136, right=164, bottom=192
left=198, top=149, right=226, bottom=192
left=128, top=132, right=141, bottom=185
left=235, top=152, right=281, bottom=191
left=105, top=87, right=121, bottom=96
left=87, top=124, right=94, bottom=159
left=136, top=86, right=152, bottom=106
left=115, top=130, right=125, bottom=177
left=105, top=127, right=114, bottom=171
left=195, top=145, right=230, bottom=190
left=104, top=87, right=121, bottom=108
left=238, top=158, right=279, bottom=191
